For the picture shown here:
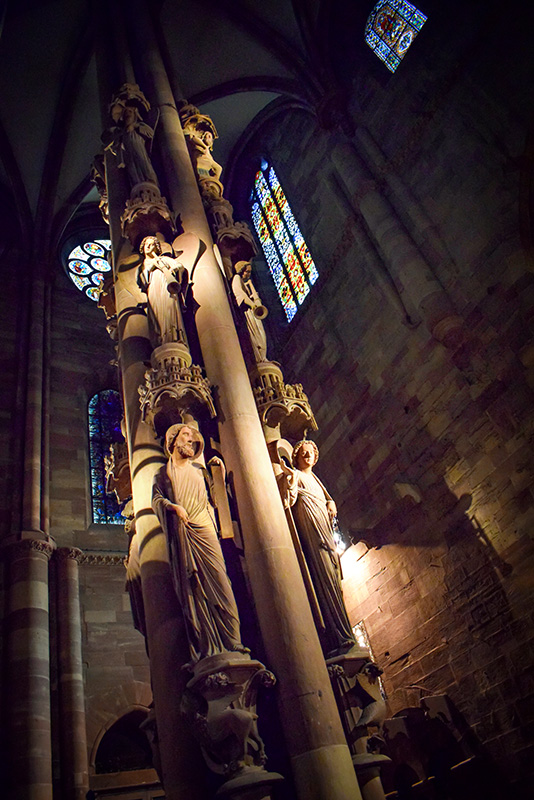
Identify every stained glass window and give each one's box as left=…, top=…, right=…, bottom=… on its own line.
left=88, top=390, right=124, bottom=524
left=66, top=238, right=112, bottom=301
left=251, top=161, right=318, bottom=322
left=365, top=0, right=427, bottom=73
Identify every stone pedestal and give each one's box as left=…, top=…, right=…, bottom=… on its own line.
left=327, top=648, right=390, bottom=800
left=182, top=653, right=283, bottom=799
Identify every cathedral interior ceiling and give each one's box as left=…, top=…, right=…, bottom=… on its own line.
left=0, top=0, right=311, bottom=248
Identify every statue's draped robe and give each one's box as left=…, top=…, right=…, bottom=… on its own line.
left=121, top=121, right=158, bottom=186
left=231, top=274, right=267, bottom=362
left=138, top=256, right=186, bottom=346
left=284, top=469, right=355, bottom=655
left=152, top=461, right=242, bottom=663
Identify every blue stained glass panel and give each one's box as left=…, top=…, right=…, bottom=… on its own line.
left=70, top=274, right=91, bottom=290
left=251, top=161, right=318, bottom=321
left=65, top=238, right=112, bottom=301
left=69, top=245, right=89, bottom=260
left=91, top=258, right=111, bottom=272
left=88, top=390, right=124, bottom=524
left=365, top=0, right=427, bottom=72
left=84, top=241, right=105, bottom=257
left=70, top=260, right=92, bottom=275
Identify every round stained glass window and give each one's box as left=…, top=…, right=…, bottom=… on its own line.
left=66, top=238, right=112, bottom=301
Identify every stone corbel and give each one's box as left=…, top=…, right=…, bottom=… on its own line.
left=181, top=652, right=283, bottom=798
left=249, top=361, right=317, bottom=442
left=139, top=342, right=216, bottom=439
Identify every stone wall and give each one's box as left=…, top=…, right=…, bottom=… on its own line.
left=229, top=16, right=534, bottom=794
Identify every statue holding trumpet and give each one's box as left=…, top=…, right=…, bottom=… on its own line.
left=231, top=260, right=268, bottom=363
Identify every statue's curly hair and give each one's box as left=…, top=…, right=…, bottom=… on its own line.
left=292, top=439, right=319, bottom=467
left=139, top=235, right=162, bottom=256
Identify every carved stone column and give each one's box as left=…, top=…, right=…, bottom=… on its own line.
left=124, top=4, right=363, bottom=798
left=94, top=8, right=212, bottom=796
left=5, top=539, right=54, bottom=800
left=55, top=548, right=89, bottom=800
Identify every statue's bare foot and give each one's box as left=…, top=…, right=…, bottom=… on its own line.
left=231, top=643, right=251, bottom=655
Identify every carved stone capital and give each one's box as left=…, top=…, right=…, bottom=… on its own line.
left=9, top=538, right=55, bottom=560
left=90, top=152, right=109, bottom=223
left=179, top=104, right=218, bottom=139
left=249, top=361, right=317, bottom=441
left=55, top=547, right=84, bottom=564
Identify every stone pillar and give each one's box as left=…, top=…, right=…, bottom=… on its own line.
left=55, top=548, right=89, bottom=800
left=331, top=139, right=464, bottom=349
left=5, top=539, right=54, bottom=800
left=93, top=6, right=212, bottom=799
left=21, top=274, right=48, bottom=536
left=125, top=5, right=362, bottom=799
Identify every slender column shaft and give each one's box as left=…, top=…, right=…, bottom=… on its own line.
left=55, top=549, right=89, bottom=800
left=5, top=540, right=54, bottom=800
left=126, top=5, right=362, bottom=798
left=22, top=275, right=47, bottom=535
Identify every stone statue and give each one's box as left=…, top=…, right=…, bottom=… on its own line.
left=152, top=424, right=248, bottom=664
left=186, top=127, right=223, bottom=184
left=137, top=235, right=188, bottom=347
left=278, top=440, right=356, bottom=656
left=104, top=91, right=158, bottom=189
left=232, top=261, right=268, bottom=363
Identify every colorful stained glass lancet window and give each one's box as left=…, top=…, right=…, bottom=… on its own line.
left=365, top=0, right=427, bottom=73
left=66, top=238, right=112, bottom=301
left=251, top=161, right=318, bottom=322
left=88, top=390, right=124, bottom=524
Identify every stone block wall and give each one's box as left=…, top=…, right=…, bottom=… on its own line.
left=230, top=15, right=534, bottom=793
left=79, top=559, right=151, bottom=769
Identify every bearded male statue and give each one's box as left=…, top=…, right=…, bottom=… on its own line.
left=152, top=424, right=249, bottom=664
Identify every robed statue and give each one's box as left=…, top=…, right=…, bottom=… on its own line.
left=137, top=235, right=188, bottom=348
left=278, top=440, right=357, bottom=657
left=104, top=85, right=159, bottom=189
left=152, top=424, right=248, bottom=664
left=231, top=261, right=268, bottom=363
